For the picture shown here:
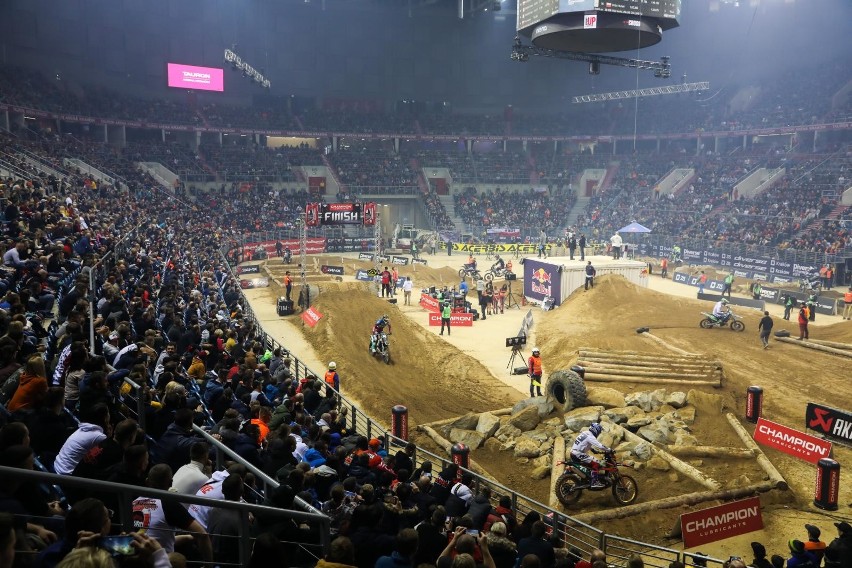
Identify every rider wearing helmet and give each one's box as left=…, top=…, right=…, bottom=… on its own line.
left=712, top=297, right=731, bottom=324
left=324, top=361, right=339, bottom=392
left=528, top=347, right=543, bottom=398
left=371, top=315, right=391, bottom=353
left=492, top=254, right=505, bottom=272
left=570, top=423, right=611, bottom=488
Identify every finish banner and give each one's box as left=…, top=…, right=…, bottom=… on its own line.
left=753, top=418, right=832, bottom=464
left=420, top=293, right=441, bottom=313
left=806, top=403, right=852, bottom=445
left=680, top=497, right=763, bottom=548
left=428, top=312, right=474, bottom=327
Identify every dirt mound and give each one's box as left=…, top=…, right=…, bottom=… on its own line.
left=300, top=284, right=520, bottom=424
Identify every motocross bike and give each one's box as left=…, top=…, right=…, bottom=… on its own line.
left=799, top=277, right=822, bottom=294
left=483, top=266, right=508, bottom=282
left=370, top=331, right=391, bottom=364
left=699, top=311, right=745, bottom=332
left=554, top=450, right=638, bottom=506
left=458, top=265, right=483, bottom=281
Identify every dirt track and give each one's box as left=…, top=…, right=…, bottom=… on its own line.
left=243, top=255, right=852, bottom=558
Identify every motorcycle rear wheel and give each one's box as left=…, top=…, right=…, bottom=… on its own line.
left=699, top=318, right=714, bottom=329
left=731, top=321, right=745, bottom=332
left=555, top=473, right=583, bottom=506
left=484, top=272, right=494, bottom=282
left=612, top=475, right=638, bottom=505
left=458, top=268, right=467, bottom=278
left=383, top=352, right=390, bottom=364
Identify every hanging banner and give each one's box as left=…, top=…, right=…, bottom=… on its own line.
left=363, top=202, right=377, bottom=226
left=320, top=203, right=363, bottom=226
left=301, top=306, right=323, bottom=327
left=753, top=417, right=832, bottom=465
left=680, top=497, right=763, bottom=548
left=305, top=203, right=320, bottom=227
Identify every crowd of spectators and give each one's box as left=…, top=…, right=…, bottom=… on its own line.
left=199, top=143, right=322, bottom=184
left=329, top=144, right=419, bottom=192
left=454, top=187, right=576, bottom=236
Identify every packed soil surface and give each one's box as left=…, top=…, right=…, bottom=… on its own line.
left=241, top=253, right=852, bottom=560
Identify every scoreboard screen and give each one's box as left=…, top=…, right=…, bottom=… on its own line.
left=518, top=0, right=680, bottom=31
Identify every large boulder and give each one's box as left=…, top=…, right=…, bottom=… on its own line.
left=625, top=389, right=667, bottom=412
left=530, top=465, right=551, bottom=480
left=605, top=406, right=645, bottom=424
left=494, top=423, right=522, bottom=443
left=476, top=413, right=501, bottom=438
left=626, top=415, right=652, bottom=429
left=508, top=405, right=542, bottom=432
left=483, top=437, right=502, bottom=452
left=585, top=387, right=626, bottom=409
left=512, top=397, right=555, bottom=418
left=448, top=413, right=480, bottom=431
left=633, top=442, right=653, bottom=461
left=563, top=406, right=604, bottom=431
left=672, top=430, right=699, bottom=447
left=666, top=391, right=688, bottom=409
left=646, top=456, right=671, bottom=471
left=513, top=437, right=542, bottom=458
left=686, top=389, right=724, bottom=414
left=520, top=430, right=551, bottom=444
left=674, top=406, right=696, bottom=425
left=638, top=423, right=671, bottom=445
left=448, top=428, right=487, bottom=450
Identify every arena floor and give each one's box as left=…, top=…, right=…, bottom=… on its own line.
left=241, top=251, right=852, bottom=558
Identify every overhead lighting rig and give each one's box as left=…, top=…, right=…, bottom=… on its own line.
left=572, top=81, right=710, bottom=103
left=510, top=36, right=671, bottom=77
left=224, top=48, right=271, bottom=89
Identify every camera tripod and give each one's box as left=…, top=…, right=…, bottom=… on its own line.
left=505, top=280, right=521, bottom=310
left=507, top=345, right=527, bottom=373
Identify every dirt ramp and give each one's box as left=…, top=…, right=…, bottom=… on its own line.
left=301, top=285, right=520, bottom=424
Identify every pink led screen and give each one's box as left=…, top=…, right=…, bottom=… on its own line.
left=167, top=63, right=224, bottom=92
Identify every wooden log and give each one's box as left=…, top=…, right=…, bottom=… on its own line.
left=665, top=446, right=755, bottom=459
left=579, top=366, right=717, bottom=379
left=801, top=339, right=852, bottom=351
left=577, top=358, right=720, bottom=371
left=549, top=437, right=566, bottom=510
left=570, top=482, right=777, bottom=524
left=418, top=407, right=514, bottom=430
left=639, top=332, right=697, bottom=356
left=612, top=424, right=721, bottom=491
left=775, top=337, right=852, bottom=359
left=417, top=425, right=497, bottom=481
left=724, top=413, right=788, bottom=490
left=584, top=373, right=721, bottom=387
left=578, top=349, right=705, bottom=363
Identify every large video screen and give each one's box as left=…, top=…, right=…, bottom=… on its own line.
left=167, top=63, right=224, bottom=92
left=518, top=0, right=680, bottom=31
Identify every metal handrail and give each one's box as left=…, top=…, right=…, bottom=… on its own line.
left=0, top=465, right=329, bottom=565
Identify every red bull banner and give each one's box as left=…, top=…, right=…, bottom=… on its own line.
left=523, top=259, right=562, bottom=306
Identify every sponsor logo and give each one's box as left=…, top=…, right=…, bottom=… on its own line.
left=412, top=259, right=428, bottom=265
left=301, top=306, right=323, bottom=328
left=624, top=19, right=641, bottom=26
left=239, top=277, right=269, bottom=289
left=584, top=14, right=597, bottom=28
left=236, top=265, right=261, bottom=275
left=753, top=418, right=832, bottom=464
left=428, top=312, right=474, bottom=327
left=355, top=270, right=373, bottom=282
left=681, top=497, right=763, bottom=548
left=530, top=267, right=553, bottom=296
left=391, top=256, right=409, bottom=266
left=806, top=403, right=852, bottom=443
left=419, top=294, right=441, bottom=313
left=358, top=253, right=374, bottom=261
left=321, top=265, right=344, bottom=276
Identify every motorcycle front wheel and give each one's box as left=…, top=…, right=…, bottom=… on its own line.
left=555, top=473, right=583, bottom=506
left=458, top=268, right=467, bottom=278
left=383, top=351, right=390, bottom=364
left=699, top=318, right=714, bottom=329
left=484, top=272, right=494, bottom=282
left=612, top=475, right=638, bottom=505
left=731, top=321, right=745, bottom=332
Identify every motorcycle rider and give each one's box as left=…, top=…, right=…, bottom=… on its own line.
left=491, top=254, right=506, bottom=273
left=370, top=314, right=391, bottom=354
left=712, top=298, right=731, bottom=324
left=570, top=423, right=611, bottom=488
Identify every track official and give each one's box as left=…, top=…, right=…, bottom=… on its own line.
left=528, top=347, right=543, bottom=397
left=440, top=301, right=452, bottom=336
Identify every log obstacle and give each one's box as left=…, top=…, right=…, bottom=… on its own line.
left=665, top=446, right=755, bottom=459
left=805, top=339, right=852, bottom=350
left=578, top=348, right=724, bottom=387
left=549, top=438, right=566, bottom=510
left=724, top=413, right=788, bottom=490
left=775, top=337, right=852, bottom=359
left=639, top=331, right=697, bottom=356
left=571, top=482, right=776, bottom=524
left=611, top=424, right=721, bottom=491
left=417, top=425, right=498, bottom=481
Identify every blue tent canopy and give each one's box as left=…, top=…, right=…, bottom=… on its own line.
left=617, top=222, right=651, bottom=233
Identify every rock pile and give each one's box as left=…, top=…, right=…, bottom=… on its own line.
left=441, top=387, right=715, bottom=481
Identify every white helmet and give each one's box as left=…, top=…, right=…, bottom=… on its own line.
left=328, top=361, right=337, bottom=370
left=532, top=347, right=540, bottom=354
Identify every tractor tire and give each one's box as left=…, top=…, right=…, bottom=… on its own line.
left=545, top=369, right=587, bottom=411
left=774, top=329, right=791, bottom=338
